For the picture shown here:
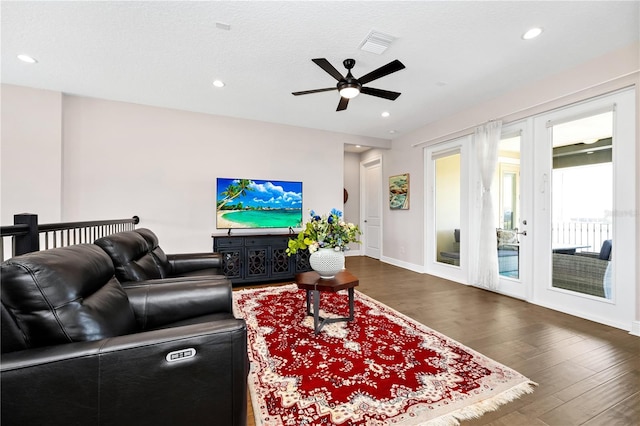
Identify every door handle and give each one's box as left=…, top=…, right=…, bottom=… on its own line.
left=517, top=230, right=527, bottom=236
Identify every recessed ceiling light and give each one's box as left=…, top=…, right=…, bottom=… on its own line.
left=212, top=80, right=225, bottom=88
left=522, top=27, right=543, bottom=40
left=389, top=130, right=397, bottom=134
left=381, top=112, right=390, bottom=118
left=17, top=54, right=37, bottom=64
left=355, top=145, right=361, bottom=148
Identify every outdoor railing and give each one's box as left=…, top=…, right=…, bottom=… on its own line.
left=1, top=213, right=139, bottom=260
left=552, top=221, right=611, bottom=253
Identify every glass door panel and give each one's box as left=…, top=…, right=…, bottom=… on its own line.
left=426, top=138, right=469, bottom=284
left=497, top=135, right=521, bottom=279
left=434, top=153, right=461, bottom=266
left=550, top=111, right=613, bottom=299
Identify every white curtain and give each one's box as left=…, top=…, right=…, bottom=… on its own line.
left=473, top=120, right=502, bottom=290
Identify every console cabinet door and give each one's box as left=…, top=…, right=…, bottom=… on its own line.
left=219, top=249, right=242, bottom=280
left=215, top=237, right=243, bottom=280
left=269, top=239, right=293, bottom=280
left=245, top=246, right=269, bottom=280
left=295, top=250, right=311, bottom=273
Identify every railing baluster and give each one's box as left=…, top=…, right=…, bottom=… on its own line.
left=553, top=220, right=611, bottom=253
left=2, top=215, right=139, bottom=257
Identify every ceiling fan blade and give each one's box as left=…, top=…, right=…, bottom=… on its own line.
left=337, top=97, right=349, bottom=111
left=360, top=87, right=401, bottom=101
left=358, top=59, right=406, bottom=85
left=312, top=58, right=344, bottom=81
left=292, top=87, right=336, bottom=96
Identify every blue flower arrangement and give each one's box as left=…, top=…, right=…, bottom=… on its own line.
left=286, top=209, right=361, bottom=255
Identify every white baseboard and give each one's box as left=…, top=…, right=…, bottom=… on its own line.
left=345, top=250, right=362, bottom=257
left=379, top=255, right=424, bottom=274
left=530, top=299, right=632, bottom=332
left=630, top=321, right=640, bottom=337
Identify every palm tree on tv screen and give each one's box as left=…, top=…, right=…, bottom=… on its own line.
left=217, top=179, right=254, bottom=210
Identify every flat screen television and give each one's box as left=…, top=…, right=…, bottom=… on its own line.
left=216, top=178, right=303, bottom=229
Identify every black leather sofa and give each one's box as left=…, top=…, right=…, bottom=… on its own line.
left=1, top=244, right=248, bottom=426
left=95, top=228, right=225, bottom=283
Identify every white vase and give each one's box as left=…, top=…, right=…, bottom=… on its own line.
left=309, top=247, right=345, bottom=279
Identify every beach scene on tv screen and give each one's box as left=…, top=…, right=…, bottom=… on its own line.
left=216, top=178, right=303, bottom=229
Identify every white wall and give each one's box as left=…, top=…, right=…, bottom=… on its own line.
left=360, top=143, right=425, bottom=267
left=1, top=85, right=62, bottom=224
left=1, top=87, right=385, bottom=253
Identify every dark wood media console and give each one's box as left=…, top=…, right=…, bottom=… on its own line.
left=212, top=233, right=311, bottom=285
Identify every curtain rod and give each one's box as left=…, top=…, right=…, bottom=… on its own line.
left=411, top=69, right=639, bottom=148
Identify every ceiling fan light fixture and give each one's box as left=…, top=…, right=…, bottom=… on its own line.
left=339, top=86, right=360, bottom=99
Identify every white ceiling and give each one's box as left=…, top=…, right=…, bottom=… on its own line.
left=2, top=1, right=638, bottom=148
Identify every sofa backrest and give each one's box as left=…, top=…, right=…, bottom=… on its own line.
left=95, top=229, right=168, bottom=282
left=1, top=301, right=28, bottom=353
left=135, top=228, right=171, bottom=276
left=1, top=245, right=137, bottom=352
left=599, top=239, right=612, bottom=260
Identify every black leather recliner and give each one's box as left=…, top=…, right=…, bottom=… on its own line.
left=95, top=228, right=225, bottom=283
left=1, top=244, right=248, bottom=426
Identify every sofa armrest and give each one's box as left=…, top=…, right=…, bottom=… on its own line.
left=1, top=319, right=248, bottom=426
left=167, top=252, right=222, bottom=275
left=124, top=279, right=232, bottom=330
left=119, top=275, right=229, bottom=288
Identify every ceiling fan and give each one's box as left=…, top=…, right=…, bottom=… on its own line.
left=292, top=58, right=406, bottom=111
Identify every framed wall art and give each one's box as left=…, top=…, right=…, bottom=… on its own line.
left=389, top=173, right=409, bottom=210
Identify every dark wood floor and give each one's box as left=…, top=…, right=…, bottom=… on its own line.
left=241, top=256, right=640, bottom=426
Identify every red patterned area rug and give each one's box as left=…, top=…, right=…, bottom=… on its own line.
left=233, top=284, right=536, bottom=425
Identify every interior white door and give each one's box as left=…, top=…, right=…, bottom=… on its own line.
left=532, top=89, right=636, bottom=331
left=361, top=157, right=382, bottom=259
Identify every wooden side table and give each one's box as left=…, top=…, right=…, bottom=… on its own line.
left=295, top=270, right=359, bottom=334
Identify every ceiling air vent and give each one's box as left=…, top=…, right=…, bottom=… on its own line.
left=359, top=30, right=395, bottom=55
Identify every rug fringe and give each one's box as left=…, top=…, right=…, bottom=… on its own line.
left=425, top=380, right=538, bottom=425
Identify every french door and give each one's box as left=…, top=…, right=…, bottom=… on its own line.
left=425, top=130, right=533, bottom=298
left=532, top=89, right=636, bottom=330
left=494, top=122, right=532, bottom=300
left=424, top=89, right=635, bottom=330
left=425, top=138, right=470, bottom=284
